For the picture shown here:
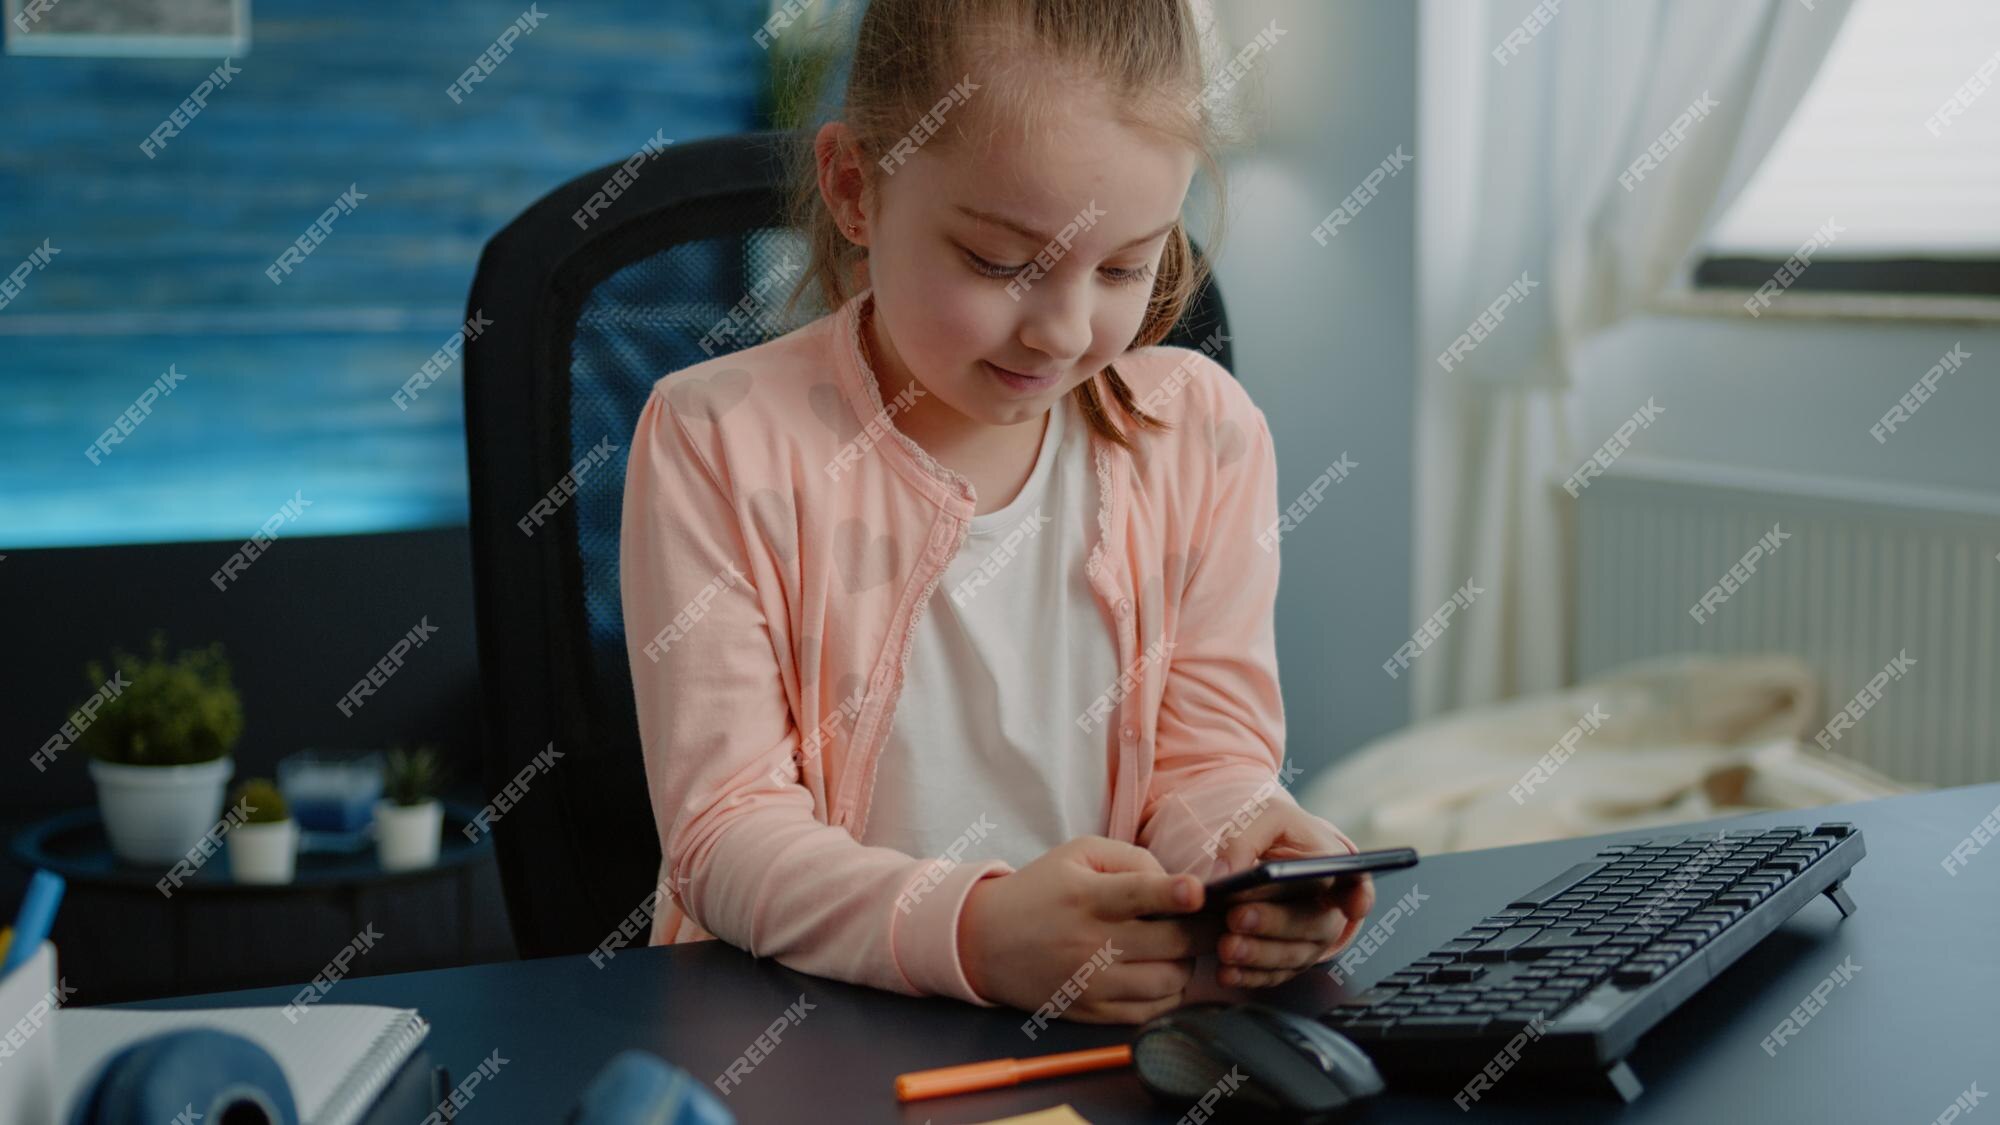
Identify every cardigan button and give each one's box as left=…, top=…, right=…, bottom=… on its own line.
left=1117, top=598, right=1133, bottom=617
left=1120, top=724, right=1138, bottom=743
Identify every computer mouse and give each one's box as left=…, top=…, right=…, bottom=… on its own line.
left=1133, top=1002, right=1384, bottom=1123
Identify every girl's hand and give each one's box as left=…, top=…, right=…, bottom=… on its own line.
left=957, top=836, right=1219, bottom=1025
left=1213, top=804, right=1376, bottom=989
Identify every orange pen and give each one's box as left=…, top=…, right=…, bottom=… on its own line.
left=895, top=1044, right=1133, bottom=1102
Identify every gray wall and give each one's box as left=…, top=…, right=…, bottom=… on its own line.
left=1203, top=1, right=1418, bottom=783
left=1579, top=314, right=2000, bottom=498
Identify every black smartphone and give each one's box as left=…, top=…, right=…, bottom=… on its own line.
left=1143, top=847, right=1419, bottom=919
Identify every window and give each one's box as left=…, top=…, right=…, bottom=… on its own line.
left=1694, top=0, right=2000, bottom=301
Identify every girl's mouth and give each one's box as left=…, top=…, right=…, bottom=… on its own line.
left=984, top=360, right=1059, bottom=394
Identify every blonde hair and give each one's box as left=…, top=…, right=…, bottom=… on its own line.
left=781, top=0, right=1231, bottom=450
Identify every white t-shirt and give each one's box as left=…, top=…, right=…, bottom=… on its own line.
left=860, top=395, right=1118, bottom=869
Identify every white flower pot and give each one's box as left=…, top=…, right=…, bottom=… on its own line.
left=375, top=799, right=443, bottom=871
left=89, top=757, right=234, bottom=865
left=228, top=819, right=298, bottom=884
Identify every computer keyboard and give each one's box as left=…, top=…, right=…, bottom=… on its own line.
left=1322, top=822, right=1866, bottom=1102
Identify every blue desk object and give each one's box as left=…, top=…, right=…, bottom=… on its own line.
left=1, top=869, right=64, bottom=977
left=115, top=784, right=2000, bottom=1122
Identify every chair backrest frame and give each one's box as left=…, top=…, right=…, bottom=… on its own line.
left=462, top=128, right=1233, bottom=957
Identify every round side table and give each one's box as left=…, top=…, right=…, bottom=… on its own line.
left=9, top=803, right=495, bottom=1003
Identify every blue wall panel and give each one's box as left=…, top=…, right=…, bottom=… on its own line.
left=0, top=0, right=773, bottom=546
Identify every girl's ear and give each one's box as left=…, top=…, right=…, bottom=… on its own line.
left=814, top=122, right=870, bottom=240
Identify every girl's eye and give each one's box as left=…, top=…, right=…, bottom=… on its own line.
left=963, top=250, right=1023, bottom=278
left=961, top=248, right=1154, bottom=287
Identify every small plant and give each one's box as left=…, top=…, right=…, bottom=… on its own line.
left=232, top=779, right=290, bottom=824
left=77, top=632, right=243, bottom=767
left=384, top=745, right=444, bottom=807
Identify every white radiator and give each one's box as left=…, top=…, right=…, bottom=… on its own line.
left=1574, top=458, right=2000, bottom=788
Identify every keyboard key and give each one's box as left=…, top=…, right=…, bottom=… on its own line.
left=1515, top=928, right=1609, bottom=956
left=1428, top=965, right=1487, bottom=983
left=1467, top=926, right=1544, bottom=961
left=1386, top=1015, right=1494, bottom=1037
left=1509, top=862, right=1606, bottom=908
left=1614, top=964, right=1664, bottom=985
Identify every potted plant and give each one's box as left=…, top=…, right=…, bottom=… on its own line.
left=226, top=779, right=297, bottom=884
left=77, top=633, right=242, bottom=865
left=375, top=745, right=444, bottom=871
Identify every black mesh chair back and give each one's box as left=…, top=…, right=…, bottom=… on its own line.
left=462, top=129, right=1234, bottom=958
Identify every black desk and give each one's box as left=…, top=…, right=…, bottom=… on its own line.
left=122, top=783, right=2000, bottom=1123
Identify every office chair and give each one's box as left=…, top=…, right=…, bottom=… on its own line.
left=462, top=128, right=1235, bottom=958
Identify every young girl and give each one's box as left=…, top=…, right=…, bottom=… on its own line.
left=619, top=0, right=1373, bottom=1026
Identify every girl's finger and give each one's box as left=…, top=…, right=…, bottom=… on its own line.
left=1093, top=958, right=1195, bottom=1003
left=1218, top=931, right=1323, bottom=972
left=1326, top=876, right=1375, bottom=952
left=1227, top=900, right=1346, bottom=943
left=1334, top=873, right=1377, bottom=921
left=1079, top=995, right=1186, bottom=1026
left=1219, top=964, right=1299, bottom=989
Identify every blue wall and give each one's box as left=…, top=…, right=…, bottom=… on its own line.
left=0, top=0, right=771, bottom=547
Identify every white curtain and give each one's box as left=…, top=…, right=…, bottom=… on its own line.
left=1411, top=0, right=1855, bottom=718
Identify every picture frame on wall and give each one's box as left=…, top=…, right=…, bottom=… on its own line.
left=5, top=0, right=249, bottom=57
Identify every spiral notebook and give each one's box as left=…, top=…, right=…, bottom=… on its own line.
left=54, top=1004, right=430, bottom=1125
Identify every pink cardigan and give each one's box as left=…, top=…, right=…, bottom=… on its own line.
left=619, top=288, right=1336, bottom=1006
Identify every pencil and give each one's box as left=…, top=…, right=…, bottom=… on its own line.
left=895, top=1044, right=1133, bottom=1102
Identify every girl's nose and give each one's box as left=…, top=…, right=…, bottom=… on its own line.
left=1016, top=285, right=1093, bottom=366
